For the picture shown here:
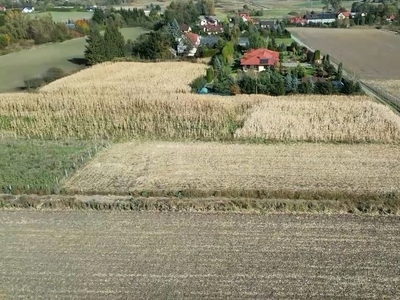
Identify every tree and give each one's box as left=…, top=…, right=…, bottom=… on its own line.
left=337, top=62, right=343, bottom=81
left=206, top=67, right=214, bottom=83
left=322, top=0, right=342, bottom=10
left=92, top=8, right=106, bottom=25
left=248, top=33, right=267, bottom=49
left=291, top=75, right=299, bottom=93
left=285, top=72, right=293, bottom=93
left=84, top=26, right=105, bottom=66
left=103, top=22, right=125, bottom=60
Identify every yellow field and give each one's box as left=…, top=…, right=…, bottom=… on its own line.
left=1, top=62, right=399, bottom=143
left=63, top=141, right=400, bottom=196
left=235, top=95, right=400, bottom=143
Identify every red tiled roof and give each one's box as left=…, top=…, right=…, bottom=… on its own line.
left=185, top=32, right=199, bottom=46
left=340, top=11, right=350, bottom=17
left=240, top=48, right=279, bottom=66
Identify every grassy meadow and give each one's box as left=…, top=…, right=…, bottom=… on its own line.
left=0, top=27, right=148, bottom=93
left=33, top=11, right=94, bottom=22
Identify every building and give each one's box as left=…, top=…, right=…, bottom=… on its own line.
left=177, top=32, right=201, bottom=56
left=259, top=20, right=277, bottom=30
left=238, top=11, right=251, bottom=22
left=305, top=12, right=336, bottom=24
left=22, top=6, right=34, bottom=13
left=200, top=24, right=224, bottom=35
left=337, top=11, right=350, bottom=20
left=289, top=16, right=307, bottom=25
left=0, top=6, right=6, bottom=11
left=179, top=24, right=192, bottom=33
left=240, top=48, right=280, bottom=72
left=198, top=15, right=219, bottom=27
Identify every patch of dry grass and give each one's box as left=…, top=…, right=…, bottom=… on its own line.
left=63, top=141, right=400, bottom=197
left=235, top=95, right=400, bottom=143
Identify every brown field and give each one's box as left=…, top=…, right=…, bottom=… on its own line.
left=0, top=212, right=399, bottom=299
left=63, top=141, right=400, bottom=196
left=289, top=28, right=400, bottom=80
left=365, top=79, right=400, bottom=100
left=1, top=62, right=400, bottom=143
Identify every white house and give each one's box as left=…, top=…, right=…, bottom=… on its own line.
left=22, top=6, right=35, bottom=13
left=177, top=32, right=201, bottom=57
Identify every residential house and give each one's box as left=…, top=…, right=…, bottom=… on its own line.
left=201, top=24, right=224, bottom=34
left=200, top=35, right=219, bottom=47
left=387, top=14, right=396, bottom=22
left=337, top=11, right=350, bottom=20
left=0, top=6, right=6, bottom=11
left=22, top=6, right=34, bottom=13
left=240, top=48, right=280, bottom=72
left=289, top=16, right=307, bottom=25
left=180, top=24, right=192, bottom=33
left=259, top=20, right=276, bottom=30
left=305, top=12, right=336, bottom=24
left=177, top=32, right=201, bottom=56
left=238, top=11, right=251, bottom=22
left=198, top=15, right=219, bottom=26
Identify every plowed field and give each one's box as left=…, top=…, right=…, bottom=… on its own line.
left=289, top=28, right=400, bottom=80
left=0, top=212, right=399, bottom=299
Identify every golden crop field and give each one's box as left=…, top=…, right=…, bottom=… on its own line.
left=235, top=95, right=400, bottom=143
left=63, top=141, right=400, bottom=197
left=1, top=62, right=400, bottom=143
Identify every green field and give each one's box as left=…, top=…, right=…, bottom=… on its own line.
left=33, top=11, right=94, bottom=22
left=0, top=27, right=148, bottom=93
left=0, top=138, right=106, bottom=194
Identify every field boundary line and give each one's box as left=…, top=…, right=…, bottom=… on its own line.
left=290, top=32, right=400, bottom=116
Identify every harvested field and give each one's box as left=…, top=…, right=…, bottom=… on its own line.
left=235, top=95, right=400, bottom=143
left=0, top=212, right=399, bottom=299
left=289, top=28, right=400, bottom=80
left=365, top=79, right=400, bottom=101
left=63, top=141, right=400, bottom=197
left=1, top=62, right=400, bottom=143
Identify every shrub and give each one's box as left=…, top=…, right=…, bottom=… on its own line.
left=190, top=75, right=207, bottom=92
left=0, top=33, right=10, bottom=48
left=43, top=67, right=66, bottom=83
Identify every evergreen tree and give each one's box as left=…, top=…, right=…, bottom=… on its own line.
left=84, top=26, right=105, bottom=66
left=103, top=22, right=125, bottom=61
left=285, top=72, right=293, bottom=93
left=92, top=8, right=106, bottom=25
left=337, top=62, right=343, bottom=82
left=291, top=75, right=299, bottom=93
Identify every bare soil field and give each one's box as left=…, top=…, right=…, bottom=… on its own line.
left=63, top=141, right=400, bottom=196
left=289, top=28, right=400, bottom=80
left=0, top=212, right=399, bottom=299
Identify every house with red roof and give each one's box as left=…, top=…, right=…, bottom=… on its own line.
left=177, top=32, right=201, bottom=57
left=240, top=48, right=280, bottom=72
left=337, top=11, right=350, bottom=20
left=289, top=16, right=306, bottom=25
left=0, top=6, right=6, bottom=11
left=238, top=11, right=251, bottom=22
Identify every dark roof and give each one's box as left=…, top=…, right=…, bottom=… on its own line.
left=200, top=35, right=219, bottom=46
left=259, top=20, right=276, bottom=27
left=305, top=12, right=336, bottom=19
left=239, top=37, right=249, bottom=46
left=179, top=24, right=190, bottom=31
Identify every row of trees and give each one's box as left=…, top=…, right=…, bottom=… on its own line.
left=84, top=22, right=125, bottom=65
left=0, top=10, right=77, bottom=49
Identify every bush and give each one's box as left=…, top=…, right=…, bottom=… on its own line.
left=190, top=75, right=207, bottom=92
left=43, top=67, right=66, bottom=83
left=0, top=33, right=10, bottom=48
left=24, top=78, right=46, bottom=90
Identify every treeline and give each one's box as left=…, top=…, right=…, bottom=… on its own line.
left=91, top=6, right=161, bottom=29
left=351, top=1, right=398, bottom=25
left=0, top=10, right=78, bottom=51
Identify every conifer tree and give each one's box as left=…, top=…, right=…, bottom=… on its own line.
left=103, top=22, right=125, bottom=61
left=84, top=26, right=104, bottom=66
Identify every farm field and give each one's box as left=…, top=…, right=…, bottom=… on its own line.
left=0, top=28, right=148, bottom=93
left=289, top=28, right=400, bottom=80
left=1, top=62, right=399, bottom=143
left=64, top=141, right=400, bottom=197
left=0, top=138, right=106, bottom=194
left=0, top=212, right=399, bottom=299
left=32, top=11, right=93, bottom=22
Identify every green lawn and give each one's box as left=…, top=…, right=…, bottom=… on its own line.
left=0, top=27, right=148, bottom=93
left=276, top=38, right=294, bottom=46
left=33, top=11, right=94, bottom=22
left=0, top=138, right=106, bottom=194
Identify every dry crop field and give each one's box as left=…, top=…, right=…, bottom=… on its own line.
left=1, top=61, right=400, bottom=143
left=0, top=212, right=399, bottom=299
left=289, top=28, right=400, bottom=80
left=63, top=141, right=400, bottom=197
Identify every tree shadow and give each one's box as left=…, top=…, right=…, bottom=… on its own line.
left=68, top=57, right=88, bottom=66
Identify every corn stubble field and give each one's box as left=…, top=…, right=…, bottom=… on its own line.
left=1, top=212, right=399, bottom=299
